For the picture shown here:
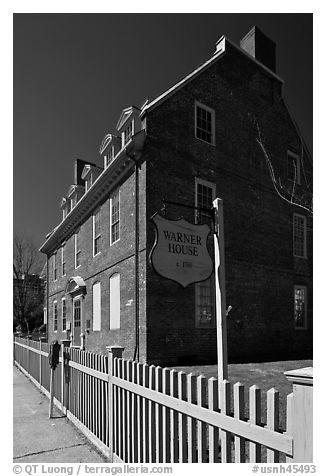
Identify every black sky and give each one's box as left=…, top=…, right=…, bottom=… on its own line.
left=13, top=13, right=313, bottom=247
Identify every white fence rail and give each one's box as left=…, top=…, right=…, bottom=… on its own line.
left=13, top=337, right=313, bottom=463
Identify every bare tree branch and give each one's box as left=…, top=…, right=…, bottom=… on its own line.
left=255, top=121, right=313, bottom=214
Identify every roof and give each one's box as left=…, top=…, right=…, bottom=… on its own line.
left=140, top=35, right=284, bottom=119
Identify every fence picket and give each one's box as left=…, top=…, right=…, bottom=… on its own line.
left=170, top=369, right=178, bottom=463
left=234, top=382, right=246, bottom=462
left=178, top=371, right=188, bottom=462
left=131, top=361, right=138, bottom=463
left=286, top=393, right=293, bottom=463
left=149, top=365, right=156, bottom=463
left=208, top=377, right=219, bottom=463
left=267, top=388, right=280, bottom=463
left=220, top=380, right=232, bottom=462
left=142, top=363, right=150, bottom=462
left=197, top=375, right=208, bottom=462
left=249, top=385, right=262, bottom=463
left=137, top=362, right=143, bottom=463
left=187, top=373, right=197, bottom=463
left=162, top=368, right=171, bottom=463
left=155, top=366, right=163, bottom=463
left=127, top=360, right=133, bottom=462
left=122, top=359, right=128, bottom=462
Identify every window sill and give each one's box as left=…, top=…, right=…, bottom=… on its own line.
left=195, top=136, right=216, bottom=147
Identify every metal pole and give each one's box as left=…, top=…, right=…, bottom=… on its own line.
left=49, top=367, right=54, bottom=418
left=213, top=198, right=228, bottom=389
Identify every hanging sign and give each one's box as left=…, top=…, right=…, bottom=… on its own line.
left=150, top=213, right=213, bottom=287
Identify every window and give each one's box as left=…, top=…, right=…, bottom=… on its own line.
left=62, top=298, right=66, bottom=331
left=288, top=151, right=301, bottom=184
left=71, top=194, right=77, bottom=210
left=294, top=286, right=307, bottom=329
left=124, top=121, right=133, bottom=146
left=73, top=299, right=81, bottom=327
left=111, top=190, right=120, bottom=244
left=93, top=209, right=101, bottom=256
left=195, top=101, right=215, bottom=145
left=109, top=274, right=120, bottom=329
left=293, top=214, right=307, bottom=258
left=195, top=277, right=215, bottom=328
left=92, top=282, right=101, bottom=331
left=195, top=178, right=216, bottom=225
left=53, top=301, right=58, bottom=331
left=61, top=244, right=66, bottom=276
left=53, top=253, right=57, bottom=281
left=105, top=147, right=114, bottom=168
left=75, top=230, right=81, bottom=268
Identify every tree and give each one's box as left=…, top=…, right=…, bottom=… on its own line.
left=13, top=234, right=45, bottom=333
left=255, top=120, right=313, bottom=215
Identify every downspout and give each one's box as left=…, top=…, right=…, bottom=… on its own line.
left=125, top=151, right=140, bottom=362
left=125, top=130, right=146, bottom=362
left=46, top=255, right=49, bottom=343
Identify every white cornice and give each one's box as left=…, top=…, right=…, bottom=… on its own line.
left=39, top=136, right=144, bottom=255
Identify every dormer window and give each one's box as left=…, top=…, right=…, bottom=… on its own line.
left=71, top=194, right=77, bottom=210
left=81, top=164, right=103, bottom=194
left=60, top=197, right=69, bottom=220
left=124, top=121, right=134, bottom=146
left=116, top=106, right=141, bottom=148
left=104, top=147, right=114, bottom=168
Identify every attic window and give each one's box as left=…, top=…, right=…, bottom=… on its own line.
left=71, top=194, right=77, bottom=210
left=195, top=101, right=215, bottom=145
left=124, top=121, right=133, bottom=146
left=105, top=147, right=114, bottom=168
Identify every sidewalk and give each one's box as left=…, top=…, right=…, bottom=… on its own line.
left=13, top=365, right=109, bottom=463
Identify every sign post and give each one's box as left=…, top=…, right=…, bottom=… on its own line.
left=213, top=198, right=228, bottom=388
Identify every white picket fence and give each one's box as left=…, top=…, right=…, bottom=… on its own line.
left=13, top=337, right=313, bottom=463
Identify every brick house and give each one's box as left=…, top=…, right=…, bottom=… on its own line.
left=40, top=27, right=312, bottom=365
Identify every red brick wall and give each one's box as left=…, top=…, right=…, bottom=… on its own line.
left=143, top=44, right=312, bottom=365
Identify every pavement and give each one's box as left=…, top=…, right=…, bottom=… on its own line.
left=13, top=365, right=109, bottom=463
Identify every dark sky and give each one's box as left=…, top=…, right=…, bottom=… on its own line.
left=13, top=13, right=313, bottom=248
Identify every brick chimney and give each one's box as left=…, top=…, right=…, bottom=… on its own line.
left=240, top=26, right=276, bottom=73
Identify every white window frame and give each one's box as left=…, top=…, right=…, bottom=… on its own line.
left=293, top=213, right=307, bottom=259
left=195, top=277, right=216, bottom=328
left=123, top=120, right=134, bottom=147
left=53, top=300, right=58, bottom=332
left=294, top=285, right=307, bottom=330
left=93, top=208, right=101, bottom=257
left=62, top=297, right=67, bottom=331
left=195, top=101, right=216, bottom=146
left=71, top=194, right=77, bottom=210
left=61, top=244, right=66, bottom=277
left=288, top=151, right=301, bottom=185
left=195, top=177, right=216, bottom=328
left=75, top=231, right=81, bottom=268
left=195, top=177, right=216, bottom=224
left=110, top=189, right=120, bottom=245
left=105, top=146, right=115, bottom=168
left=92, top=281, right=101, bottom=331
